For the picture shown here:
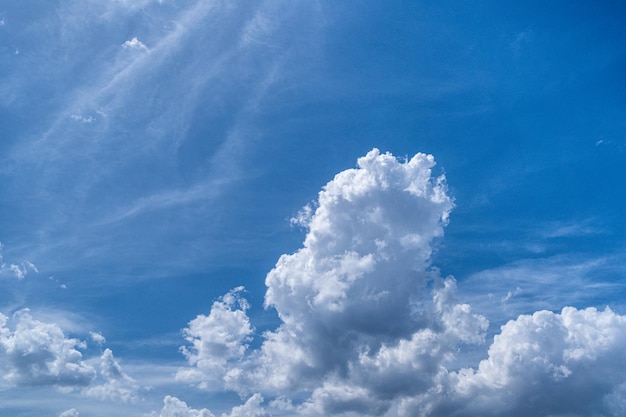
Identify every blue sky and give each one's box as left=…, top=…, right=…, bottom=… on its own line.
left=1, top=1, right=625, bottom=416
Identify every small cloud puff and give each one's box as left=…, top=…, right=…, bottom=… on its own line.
left=58, top=409, right=79, bottom=417
left=0, top=243, right=38, bottom=280
left=177, top=287, right=253, bottom=390
left=90, top=331, right=106, bottom=346
left=151, top=395, right=215, bottom=417
left=122, top=37, right=148, bottom=51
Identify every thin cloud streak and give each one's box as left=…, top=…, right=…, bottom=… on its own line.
left=460, top=254, right=626, bottom=324
left=0, top=0, right=317, bottom=279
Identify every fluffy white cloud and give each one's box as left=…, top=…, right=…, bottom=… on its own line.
left=176, top=287, right=253, bottom=390
left=224, top=393, right=268, bottom=417
left=176, top=150, right=486, bottom=414
left=250, top=149, right=460, bottom=394
left=0, top=309, right=140, bottom=407
left=152, top=393, right=269, bottom=417
left=0, top=310, right=95, bottom=387
left=122, top=37, right=148, bottom=51
left=154, top=395, right=215, bottom=417
left=417, top=306, right=626, bottom=417
left=172, top=149, right=626, bottom=416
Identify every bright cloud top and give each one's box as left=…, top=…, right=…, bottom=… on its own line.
left=175, top=149, right=484, bottom=415
left=122, top=37, right=148, bottom=51
left=170, top=149, right=626, bottom=417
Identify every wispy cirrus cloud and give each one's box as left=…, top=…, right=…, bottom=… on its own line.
left=460, top=254, right=626, bottom=324
left=0, top=0, right=324, bottom=279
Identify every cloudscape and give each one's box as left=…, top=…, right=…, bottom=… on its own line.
left=1, top=1, right=625, bottom=416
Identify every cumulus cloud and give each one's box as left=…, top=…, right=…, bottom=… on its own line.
left=225, top=393, right=268, bottom=417
left=175, top=149, right=486, bottom=414
left=152, top=395, right=215, bottom=417
left=415, top=306, right=626, bottom=417
left=152, top=393, right=269, bottom=417
left=0, top=309, right=139, bottom=406
left=176, top=286, right=253, bottom=390
left=0, top=310, right=95, bottom=387
left=170, top=149, right=626, bottom=417
left=122, top=37, right=148, bottom=51
left=82, top=348, right=139, bottom=403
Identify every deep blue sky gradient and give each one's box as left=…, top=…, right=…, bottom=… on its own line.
left=1, top=1, right=625, bottom=415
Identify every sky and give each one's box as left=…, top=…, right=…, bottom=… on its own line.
left=0, top=1, right=625, bottom=416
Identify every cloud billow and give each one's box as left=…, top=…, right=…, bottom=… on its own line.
left=0, top=309, right=140, bottom=405
left=0, top=310, right=95, bottom=387
left=176, top=149, right=489, bottom=415
left=173, top=149, right=626, bottom=416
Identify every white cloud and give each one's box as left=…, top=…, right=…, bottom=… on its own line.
left=177, top=287, right=253, bottom=390
left=58, top=409, right=80, bottom=417
left=152, top=393, right=268, bottom=417
left=0, top=308, right=140, bottom=408
left=223, top=393, right=268, bottom=417
left=0, top=310, right=95, bottom=387
left=122, top=37, right=148, bottom=51
left=89, top=331, right=106, bottom=346
left=0, top=243, right=38, bottom=280
left=417, top=306, right=626, bottom=417
left=153, top=395, right=215, bottom=417
left=82, top=348, right=140, bottom=403
left=175, top=150, right=486, bottom=415
left=169, top=149, right=626, bottom=417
